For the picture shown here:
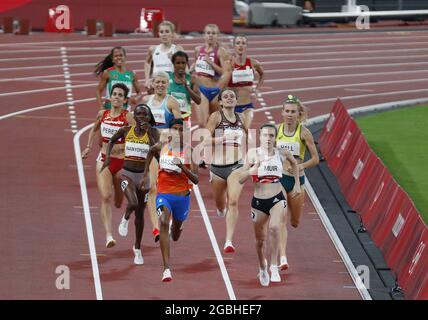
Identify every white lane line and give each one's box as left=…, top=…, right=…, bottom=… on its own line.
left=61, top=46, right=78, bottom=133
left=193, top=184, right=236, bottom=300
left=0, top=45, right=337, bottom=56
left=344, top=88, right=375, bottom=93
left=261, top=78, right=428, bottom=96
left=1, top=33, right=428, bottom=48
left=260, top=54, right=428, bottom=65
left=73, top=123, right=103, bottom=300
left=265, top=61, right=428, bottom=73
left=1, top=51, right=427, bottom=70
left=260, top=89, right=428, bottom=112
left=1, top=86, right=426, bottom=123
left=189, top=125, right=236, bottom=300
left=74, top=206, right=98, bottom=209
left=0, top=97, right=95, bottom=120
left=243, top=40, right=428, bottom=51
left=0, top=102, right=105, bottom=301
left=0, top=50, right=169, bottom=62
left=250, top=47, right=428, bottom=59
left=305, top=178, right=371, bottom=299
left=0, top=83, right=97, bottom=97
left=3, top=59, right=428, bottom=84
left=2, top=68, right=427, bottom=97
left=0, top=50, right=427, bottom=73
left=2, top=39, right=428, bottom=55
left=264, top=69, right=428, bottom=83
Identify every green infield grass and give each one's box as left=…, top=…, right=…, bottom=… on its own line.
left=355, top=105, right=428, bottom=225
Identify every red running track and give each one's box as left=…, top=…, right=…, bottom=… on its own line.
left=1, top=29, right=428, bottom=300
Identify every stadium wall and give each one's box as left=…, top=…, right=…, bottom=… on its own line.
left=318, top=99, right=428, bottom=300
left=0, top=0, right=233, bottom=33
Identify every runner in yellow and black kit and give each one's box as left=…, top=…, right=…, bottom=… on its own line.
left=275, top=95, right=319, bottom=271
left=101, top=104, right=159, bottom=264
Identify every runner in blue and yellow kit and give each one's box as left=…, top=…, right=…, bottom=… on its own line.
left=275, top=95, right=319, bottom=271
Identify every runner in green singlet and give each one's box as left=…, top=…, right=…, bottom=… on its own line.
left=167, top=51, right=201, bottom=127
left=95, top=46, right=142, bottom=110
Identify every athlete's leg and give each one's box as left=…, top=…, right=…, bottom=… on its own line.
left=113, top=172, right=124, bottom=208
left=210, top=173, right=228, bottom=213
left=252, top=208, right=269, bottom=269
left=268, top=201, right=286, bottom=268
left=196, top=93, right=210, bottom=128
left=96, top=161, right=114, bottom=242
left=134, top=189, right=148, bottom=250
left=209, top=96, right=221, bottom=115
left=288, top=186, right=305, bottom=228
left=278, top=204, right=289, bottom=269
left=242, top=108, right=254, bottom=129
left=148, top=158, right=160, bottom=240
left=225, top=168, right=244, bottom=243
left=158, top=204, right=172, bottom=270
left=120, top=174, right=139, bottom=220
left=170, top=219, right=184, bottom=242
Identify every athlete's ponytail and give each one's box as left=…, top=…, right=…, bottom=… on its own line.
left=94, top=46, right=126, bottom=76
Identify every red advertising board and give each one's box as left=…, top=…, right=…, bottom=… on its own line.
left=319, top=100, right=428, bottom=299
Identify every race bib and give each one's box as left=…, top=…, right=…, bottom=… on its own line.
left=109, top=80, right=132, bottom=97
left=223, top=127, right=244, bottom=146
left=125, top=142, right=149, bottom=159
left=154, top=62, right=173, bottom=74
left=232, top=68, right=254, bottom=84
left=159, top=154, right=182, bottom=173
left=172, top=92, right=190, bottom=114
left=257, top=162, right=282, bottom=178
left=195, top=56, right=215, bottom=76
left=277, top=140, right=300, bottom=158
left=151, top=108, right=166, bottom=125
left=100, top=123, right=120, bottom=139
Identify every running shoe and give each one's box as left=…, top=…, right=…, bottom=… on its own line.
left=133, top=246, right=144, bottom=265
left=279, top=255, right=289, bottom=271
left=106, top=236, right=116, bottom=248
left=258, top=267, right=270, bottom=287
left=216, top=208, right=227, bottom=217
left=270, top=265, right=281, bottom=282
left=118, top=215, right=129, bottom=237
left=198, top=159, right=208, bottom=169
left=162, top=268, right=172, bottom=282
left=223, top=240, right=235, bottom=253
left=153, top=228, right=160, bottom=243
